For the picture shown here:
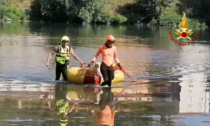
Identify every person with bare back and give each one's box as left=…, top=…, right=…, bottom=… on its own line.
left=88, top=35, right=122, bottom=87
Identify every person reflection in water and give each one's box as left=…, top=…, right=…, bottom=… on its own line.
left=56, top=99, right=79, bottom=126
left=89, top=88, right=117, bottom=126
left=55, top=83, right=79, bottom=126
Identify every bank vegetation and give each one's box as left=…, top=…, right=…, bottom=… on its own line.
left=0, top=0, right=209, bottom=28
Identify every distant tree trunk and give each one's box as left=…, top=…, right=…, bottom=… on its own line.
left=0, top=11, right=3, bottom=21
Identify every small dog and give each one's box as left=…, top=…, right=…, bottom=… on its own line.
left=90, top=62, right=102, bottom=77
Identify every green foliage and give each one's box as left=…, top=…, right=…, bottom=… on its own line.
left=0, top=0, right=27, bottom=21
left=4, top=7, right=25, bottom=20
left=177, top=0, right=209, bottom=27
left=1, top=0, right=209, bottom=27
left=5, top=7, right=25, bottom=20
left=77, top=0, right=106, bottom=24
left=79, top=7, right=93, bottom=24
left=29, top=0, right=42, bottom=20
left=187, top=18, right=206, bottom=28
left=41, top=0, right=68, bottom=22
left=117, top=0, right=173, bottom=25
left=160, top=12, right=182, bottom=26
left=0, top=1, right=7, bottom=20
left=110, top=14, right=127, bottom=24
left=68, top=0, right=120, bottom=24
left=28, top=0, right=127, bottom=24
left=160, top=12, right=206, bottom=28
left=30, top=0, right=68, bottom=22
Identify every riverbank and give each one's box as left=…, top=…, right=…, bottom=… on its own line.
left=0, top=0, right=208, bottom=28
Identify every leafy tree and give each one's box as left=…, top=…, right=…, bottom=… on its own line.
left=41, top=0, right=68, bottom=22
left=29, top=0, right=68, bottom=22
left=68, top=0, right=109, bottom=24
left=0, top=0, right=7, bottom=20
left=118, top=0, right=173, bottom=25
left=28, top=0, right=127, bottom=24
left=177, top=0, right=210, bottom=26
left=29, top=0, right=42, bottom=20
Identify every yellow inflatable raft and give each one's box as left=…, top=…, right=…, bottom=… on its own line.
left=67, top=66, right=125, bottom=84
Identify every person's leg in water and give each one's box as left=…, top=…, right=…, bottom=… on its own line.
left=61, top=64, right=68, bottom=81
left=100, top=62, right=114, bottom=87
left=107, top=68, right=114, bottom=87
left=100, top=62, right=108, bottom=86
left=55, top=64, right=62, bottom=80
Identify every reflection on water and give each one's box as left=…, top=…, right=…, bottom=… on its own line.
left=0, top=80, right=176, bottom=126
left=0, top=78, right=209, bottom=125
left=179, top=73, right=209, bottom=113
left=0, top=23, right=210, bottom=126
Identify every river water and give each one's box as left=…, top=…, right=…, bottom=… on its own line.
left=0, top=22, right=210, bottom=126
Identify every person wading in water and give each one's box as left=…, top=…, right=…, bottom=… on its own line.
left=88, top=35, right=122, bottom=87
left=46, top=36, right=84, bottom=81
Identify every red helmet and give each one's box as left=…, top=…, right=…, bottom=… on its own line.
left=106, top=35, right=115, bottom=42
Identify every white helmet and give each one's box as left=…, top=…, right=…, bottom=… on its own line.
left=61, top=36, right=70, bottom=42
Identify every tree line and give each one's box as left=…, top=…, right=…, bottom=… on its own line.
left=0, top=0, right=209, bottom=27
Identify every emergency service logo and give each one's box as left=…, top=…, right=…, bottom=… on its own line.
left=169, top=13, right=199, bottom=46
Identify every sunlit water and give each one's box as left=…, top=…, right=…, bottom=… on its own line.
left=0, top=22, right=210, bottom=126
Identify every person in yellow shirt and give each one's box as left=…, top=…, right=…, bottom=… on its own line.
left=46, top=36, right=84, bottom=81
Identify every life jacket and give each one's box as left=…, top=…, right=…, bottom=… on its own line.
left=55, top=45, right=70, bottom=65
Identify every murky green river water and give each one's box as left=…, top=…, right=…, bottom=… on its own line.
left=0, top=22, right=210, bottom=126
